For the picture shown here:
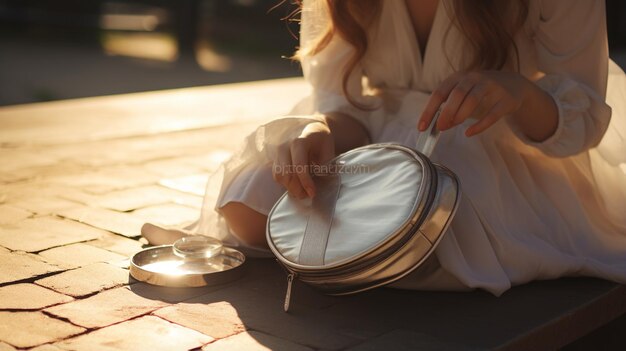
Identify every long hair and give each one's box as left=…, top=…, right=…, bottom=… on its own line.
left=293, top=0, right=529, bottom=109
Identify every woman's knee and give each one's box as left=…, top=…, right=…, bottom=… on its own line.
left=220, top=202, right=268, bottom=248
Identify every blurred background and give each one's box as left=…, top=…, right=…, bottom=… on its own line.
left=0, top=0, right=625, bottom=106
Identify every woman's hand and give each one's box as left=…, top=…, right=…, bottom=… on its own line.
left=418, top=71, right=533, bottom=137
left=272, top=121, right=336, bottom=199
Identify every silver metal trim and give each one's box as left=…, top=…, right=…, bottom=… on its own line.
left=265, top=142, right=462, bottom=296
left=266, top=143, right=434, bottom=271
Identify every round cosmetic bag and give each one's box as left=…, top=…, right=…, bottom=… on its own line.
left=266, top=112, right=461, bottom=311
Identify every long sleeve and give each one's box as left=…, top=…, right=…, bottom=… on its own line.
left=510, top=0, right=612, bottom=157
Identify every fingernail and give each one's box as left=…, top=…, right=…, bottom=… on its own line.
left=305, top=187, right=315, bottom=198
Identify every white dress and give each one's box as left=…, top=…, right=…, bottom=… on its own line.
left=191, top=0, right=626, bottom=296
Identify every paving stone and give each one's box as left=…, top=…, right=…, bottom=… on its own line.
left=57, top=188, right=136, bottom=212
left=108, top=258, right=130, bottom=269
left=58, top=206, right=145, bottom=238
left=186, top=287, right=359, bottom=350
left=0, top=162, right=86, bottom=184
left=153, top=301, right=246, bottom=339
left=0, top=78, right=304, bottom=146
left=202, top=331, right=313, bottom=351
left=0, top=150, right=59, bottom=173
left=45, top=286, right=168, bottom=328
left=171, top=193, right=203, bottom=209
left=87, top=185, right=202, bottom=212
left=128, top=282, right=221, bottom=303
left=54, top=315, right=212, bottom=351
left=51, top=144, right=159, bottom=168
left=0, top=251, right=61, bottom=284
left=43, top=167, right=159, bottom=194
left=0, top=217, right=105, bottom=252
left=0, top=312, right=85, bottom=349
left=56, top=189, right=100, bottom=208
left=0, top=205, right=31, bottom=225
left=143, top=158, right=205, bottom=178
left=0, top=184, right=82, bottom=207
left=346, top=329, right=474, bottom=351
left=0, top=167, right=65, bottom=185
left=238, top=259, right=340, bottom=310
left=9, top=197, right=81, bottom=216
left=175, top=150, right=233, bottom=172
left=62, top=144, right=165, bottom=168
left=132, top=203, right=199, bottom=227
left=188, top=122, right=263, bottom=151
left=0, top=172, right=27, bottom=183
left=0, top=284, right=73, bottom=310
left=85, top=232, right=145, bottom=257
left=39, top=243, right=126, bottom=269
left=159, top=173, right=209, bottom=196
left=35, top=263, right=129, bottom=297
left=52, top=130, right=230, bottom=169
left=28, top=344, right=66, bottom=351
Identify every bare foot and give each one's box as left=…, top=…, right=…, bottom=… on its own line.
left=141, top=223, right=189, bottom=246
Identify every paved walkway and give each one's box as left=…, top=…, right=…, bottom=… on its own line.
left=0, top=78, right=624, bottom=350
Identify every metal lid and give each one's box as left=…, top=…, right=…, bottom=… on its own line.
left=130, top=236, right=246, bottom=287
left=173, top=235, right=224, bottom=259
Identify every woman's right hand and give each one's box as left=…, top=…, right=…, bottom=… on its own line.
left=272, top=121, right=336, bottom=199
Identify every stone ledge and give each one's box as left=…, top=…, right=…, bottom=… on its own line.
left=0, top=78, right=624, bottom=350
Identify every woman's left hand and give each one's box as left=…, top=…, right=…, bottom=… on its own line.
left=418, top=71, right=531, bottom=137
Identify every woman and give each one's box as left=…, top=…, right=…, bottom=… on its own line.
left=143, top=0, right=626, bottom=295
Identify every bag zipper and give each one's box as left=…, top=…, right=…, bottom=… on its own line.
left=284, top=272, right=296, bottom=312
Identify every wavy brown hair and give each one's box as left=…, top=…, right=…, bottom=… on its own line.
left=293, top=0, right=529, bottom=109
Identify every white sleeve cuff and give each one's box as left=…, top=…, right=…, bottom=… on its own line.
left=508, top=74, right=600, bottom=158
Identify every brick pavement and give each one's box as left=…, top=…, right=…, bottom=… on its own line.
left=0, top=78, right=624, bottom=350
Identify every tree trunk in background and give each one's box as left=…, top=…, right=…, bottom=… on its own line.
left=176, top=0, right=201, bottom=58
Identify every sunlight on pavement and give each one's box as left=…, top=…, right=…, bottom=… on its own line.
left=160, top=174, right=210, bottom=197
left=102, top=32, right=178, bottom=62
left=100, top=14, right=160, bottom=31
left=196, top=42, right=232, bottom=73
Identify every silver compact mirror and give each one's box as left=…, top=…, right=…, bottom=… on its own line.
left=130, top=236, right=246, bottom=287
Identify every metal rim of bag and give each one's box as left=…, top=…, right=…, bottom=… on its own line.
left=269, top=144, right=431, bottom=271
left=266, top=142, right=461, bottom=296
left=265, top=110, right=462, bottom=311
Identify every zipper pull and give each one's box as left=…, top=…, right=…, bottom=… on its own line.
left=284, top=272, right=296, bottom=312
